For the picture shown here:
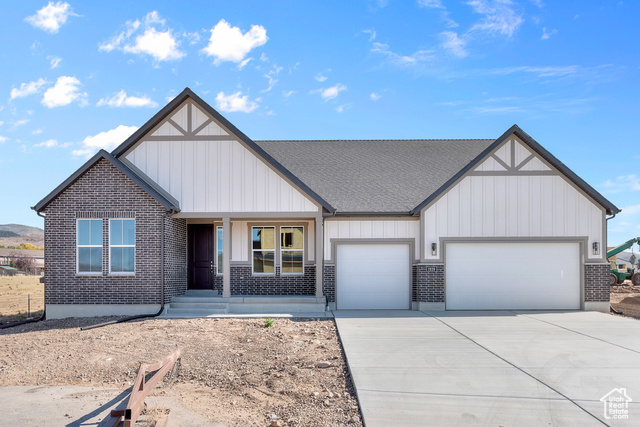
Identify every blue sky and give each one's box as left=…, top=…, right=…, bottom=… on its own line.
left=0, top=1, right=638, bottom=246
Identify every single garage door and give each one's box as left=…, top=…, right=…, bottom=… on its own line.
left=446, top=242, right=580, bottom=310
left=336, top=243, right=411, bottom=309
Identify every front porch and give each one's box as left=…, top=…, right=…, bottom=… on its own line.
left=181, top=215, right=325, bottom=300
left=162, top=290, right=327, bottom=318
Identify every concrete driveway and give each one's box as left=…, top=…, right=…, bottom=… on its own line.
left=334, top=310, right=640, bottom=426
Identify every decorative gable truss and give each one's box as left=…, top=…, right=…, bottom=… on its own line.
left=470, top=137, right=553, bottom=175
left=144, top=101, right=231, bottom=140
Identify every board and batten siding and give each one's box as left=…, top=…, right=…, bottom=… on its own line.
left=324, top=219, right=420, bottom=262
left=422, top=136, right=605, bottom=261
left=123, top=101, right=319, bottom=213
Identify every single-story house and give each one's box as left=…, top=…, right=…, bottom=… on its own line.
left=33, top=88, right=618, bottom=319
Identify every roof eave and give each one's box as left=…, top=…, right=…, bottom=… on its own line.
left=332, top=211, right=416, bottom=217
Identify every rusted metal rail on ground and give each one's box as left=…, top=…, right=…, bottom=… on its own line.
left=107, top=349, right=181, bottom=427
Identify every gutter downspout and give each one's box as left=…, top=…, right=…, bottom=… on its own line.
left=81, top=209, right=174, bottom=331
left=605, top=212, right=624, bottom=314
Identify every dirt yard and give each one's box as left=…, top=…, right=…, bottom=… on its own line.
left=0, top=316, right=362, bottom=426
left=610, top=281, right=640, bottom=319
left=0, top=276, right=44, bottom=324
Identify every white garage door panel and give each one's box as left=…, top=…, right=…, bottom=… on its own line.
left=337, top=244, right=410, bottom=309
left=446, top=242, right=580, bottom=310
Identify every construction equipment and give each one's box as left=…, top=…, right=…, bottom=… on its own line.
left=606, top=238, right=640, bottom=286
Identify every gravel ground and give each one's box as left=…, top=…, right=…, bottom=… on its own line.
left=610, top=281, right=640, bottom=319
left=0, top=316, right=362, bottom=426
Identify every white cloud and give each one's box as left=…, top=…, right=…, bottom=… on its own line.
left=0, top=136, right=7, bottom=144
left=440, top=31, right=468, bottom=57
left=418, top=0, right=458, bottom=27
left=99, top=12, right=184, bottom=62
left=48, top=56, right=62, bottom=69
left=370, top=92, right=381, bottom=101
left=315, top=73, right=328, bottom=82
left=282, top=90, right=296, bottom=98
left=72, top=125, right=138, bottom=158
left=25, top=1, right=77, bottom=34
left=10, top=78, right=48, bottom=100
left=363, top=29, right=377, bottom=41
left=215, top=91, right=259, bottom=113
left=313, top=84, right=347, bottom=101
left=371, top=42, right=435, bottom=65
left=541, top=27, right=557, bottom=40
left=12, top=119, right=29, bottom=128
left=260, top=52, right=269, bottom=62
left=418, top=0, right=444, bottom=8
left=491, top=65, right=578, bottom=78
left=237, top=57, right=253, bottom=70
left=467, top=0, right=523, bottom=37
left=336, top=103, right=351, bottom=113
left=262, top=65, right=283, bottom=92
left=124, top=28, right=184, bottom=61
left=42, top=76, right=87, bottom=108
left=202, top=19, right=268, bottom=64
left=96, top=90, right=158, bottom=108
left=32, top=129, right=43, bottom=135
left=600, top=175, right=640, bottom=194
left=35, top=139, right=71, bottom=148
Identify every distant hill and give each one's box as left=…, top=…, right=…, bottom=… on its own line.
left=0, top=230, right=20, bottom=238
left=0, top=224, right=44, bottom=236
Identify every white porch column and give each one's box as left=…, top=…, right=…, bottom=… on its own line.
left=223, top=217, right=231, bottom=298
left=315, top=214, right=324, bottom=299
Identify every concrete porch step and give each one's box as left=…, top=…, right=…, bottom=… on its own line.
left=169, top=302, right=229, bottom=309
left=170, top=296, right=227, bottom=304
left=162, top=309, right=229, bottom=318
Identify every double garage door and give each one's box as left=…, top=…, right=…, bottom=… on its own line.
left=335, top=241, right=580, bottom=310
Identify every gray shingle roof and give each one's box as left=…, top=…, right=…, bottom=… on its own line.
left=256, top=139, right=494, bottom=213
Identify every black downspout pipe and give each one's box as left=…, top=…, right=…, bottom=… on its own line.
left=81, top=210, right=172, bottom=331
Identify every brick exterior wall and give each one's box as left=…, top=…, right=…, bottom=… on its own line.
left=43, top=158, right=175, bottom=306
left=413, top=264, right=445, bottom=303
left=213, top=274, right=223, bottom=295
left=163, top=216, right=187, bottom=303
left=229, top=265, right=316, bottom=295
left=584, top=263, right=610, bottom=302
left=323, top=265, right=336, bottom=303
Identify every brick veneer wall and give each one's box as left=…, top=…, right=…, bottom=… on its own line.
left=584, top=263, right=610, bottom=302
left=229, top=265, right=315, bottom=295
left=213, top=274, right=223, bottom=295
left=413, top=264, right=445, bottom=303
left=43, top=158, right=168, bottom=305
left=163, top=216, right=187, bottom=303
left=323, top=265, right=336, bottom=302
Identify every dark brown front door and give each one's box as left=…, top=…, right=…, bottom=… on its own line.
left=188, top=224, right=214, bottom=290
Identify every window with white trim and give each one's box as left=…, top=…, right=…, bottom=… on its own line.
left=109, top=219, right=135, bottom=273
left=252, top=226, right=275, bottom=274
left=280, top=226, right=304, bottom=274
left=77, top=219, right=102, bottom=273
left=216, top=226, right=223, bottom=275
